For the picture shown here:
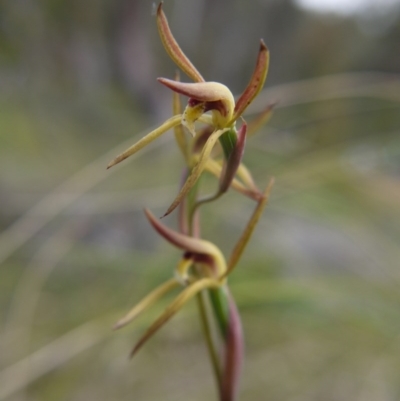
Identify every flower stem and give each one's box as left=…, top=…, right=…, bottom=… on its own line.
left=209, top=286, right=230, bottom=337
left=196, top=291, right=222, bottom=385
left=187, top=177, right=223, bottom=395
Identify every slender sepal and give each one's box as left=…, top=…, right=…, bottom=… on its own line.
left=225, top=177, right=274, bottom=277
left=172, top=71, right=189, bottom=161
left=107, top=114, right=182, bottom=169
left=130, top=277, right=221, bottom=357
left=113, top=278, right=179, bottom=330
left=157, top=2, right=204, bottom=83
left=161, top=128, right=228, bottom=217
left=230, top=40, right=269, bottom=123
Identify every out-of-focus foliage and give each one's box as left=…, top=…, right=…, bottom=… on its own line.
left=0, top=0, right=399, bottom=400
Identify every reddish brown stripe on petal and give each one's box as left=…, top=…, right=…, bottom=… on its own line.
left=232, top=40, right=269, bottom=122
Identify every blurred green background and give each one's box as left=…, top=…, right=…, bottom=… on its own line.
left=1, top=0, right=400, bottom=400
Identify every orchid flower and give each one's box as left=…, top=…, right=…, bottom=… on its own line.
left=114, top=208, right=226, bottom=357
left=113, top=178, right=274, bottom=358
left=107, top=2, right=270, bottom=217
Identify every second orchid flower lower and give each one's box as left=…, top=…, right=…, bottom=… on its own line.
left=113, top=179, right=273, bottom=401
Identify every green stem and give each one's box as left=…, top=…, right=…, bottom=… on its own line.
left=209, top=286, right=230, bottom=337
left=197, top=291, right=222, bottom=385
left=187, top=177, right=223, bottom=393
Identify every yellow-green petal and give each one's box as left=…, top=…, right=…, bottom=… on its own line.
left=107, top=114, right=182, bottom=169
left=235, top=163, right=259, bottom=193
left=225, top=177, right=274, bottom=277
left=130, top=278, right=221, bottom=357
left=113, top=278, right=180, bottom=330
left=175, top=257, right=194, bottom=283
left=162, top=128, right=228, bottom=217
left=172, top=71, right=189, bottom=162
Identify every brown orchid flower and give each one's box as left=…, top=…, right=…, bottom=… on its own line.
left=113, top=178, right=274, bottom=358
left=113, top=208, right=226, bottom=357
left=107, top=2, right=270, bottom=217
